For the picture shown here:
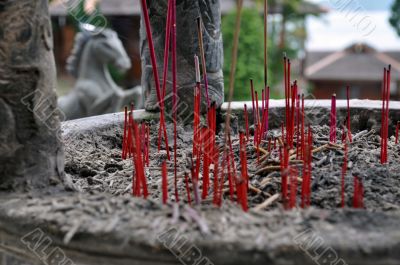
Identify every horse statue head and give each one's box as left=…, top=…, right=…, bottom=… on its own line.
left=59, top=24, right=142, bottom=120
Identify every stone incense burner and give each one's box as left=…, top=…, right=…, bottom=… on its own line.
left=0, top=101, right=400, bottom=265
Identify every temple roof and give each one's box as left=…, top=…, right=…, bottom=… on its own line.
left=305, top=43, right=400, bottom=81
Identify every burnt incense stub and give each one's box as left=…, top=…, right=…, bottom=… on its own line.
left=140, top=0, right=224, bottom=116
left=0, top=0, right=64, bottom=191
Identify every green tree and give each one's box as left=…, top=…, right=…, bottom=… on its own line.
left=390, top=0, right=400, bottom=36
left=222, top=6, right=299, bottom=100
left=222, top=8, right=265, bottom=100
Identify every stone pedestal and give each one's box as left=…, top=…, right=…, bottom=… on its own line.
left=0, top=0, right=64, bottom=191
left=140, top=0, right=224, bottom=117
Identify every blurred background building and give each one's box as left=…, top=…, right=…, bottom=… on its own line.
left=49, top=0, right=400, bottom=100
left=305, top=43, right=400, bottom=99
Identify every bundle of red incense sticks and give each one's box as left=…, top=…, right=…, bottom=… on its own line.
left=301, top=126, right=313, bottom=208
left=121, top=106, right=149, bottom=198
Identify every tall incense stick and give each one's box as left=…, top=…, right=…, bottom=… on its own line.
left=264, top=0, right=268, bottom=87
left=346, top=86, right=352, bottom=142
left=140, top=0, right=170, bottom=159
left=224, top=0, right=244, bottom=136
left=196, top=17, right=210, bottom=108
left=171, top=0, right=179, bottom=202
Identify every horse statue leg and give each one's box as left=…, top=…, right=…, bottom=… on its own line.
left=122, top=86, right=143, bottom=110
left=110, top=86, right=143, bottom=113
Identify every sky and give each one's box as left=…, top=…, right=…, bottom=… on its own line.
left=306, top=0, right=400, bottom=51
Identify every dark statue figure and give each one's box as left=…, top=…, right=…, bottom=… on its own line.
left=0, top=0, right=64, bottom=190
left=140, top=0, right=224, bottom=115
left=59, top=25, right=142, bottom=120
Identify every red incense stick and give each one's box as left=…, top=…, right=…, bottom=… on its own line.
left=226, top=134, right=237, bottom=202
left=281, top=145, right=289, bottom=207
left=184, top=172, right=192, bottom=206
left=283, top=57, right=288, bottom=143
left=341, top=136, right=348, bottom=208
left=295, top=94, right=300, bottom=159
left=353, top=175, right=364, bottom=209
left=301, top=95, right=305, bottom=160
left=301, top=125, right=312, bottom=208
left=250, top=79, right=256, bottom=125
left=141, top=123, right=146, bottom=165
left=244, top=104, right=250, bottom=141
left=157, top=0, right=172, bottom=160
left=290, top=82, right=297, bottom=148
left=193, top=56, right=202, bottom=181
left=381, top=66, right=391, bottom=164
left=146, top=124, right=150, bottom=166
left=139, top=0, right=169, bottom=159
left=255, top=91, right=261, bottom=162
left=239, top=132, right=248, bottom=211
left=130, top=109, right=148, bottom=198
left=135, top=122, right=148, bottom=199
left=289, top=167, right=298, bottom=209
left=255, top=91, right=260, bottom=127
left=162, top=161, right=168, bottom=204
left=202, top=126, right=211, bottom=200
left=329, top=94, right=337, bottom=143
left=259, top=87, right=270, bottom=144
left=306, top=126, right=313, bottom=207
left=122, top=107, right=128, bottom=159
left=286, top=59, right=292, bottom=146
left=171, top=0, right=179, bottom=202
left=346, top=86, right=352, bottom=142
left=212, top=148, right=222, bottom=206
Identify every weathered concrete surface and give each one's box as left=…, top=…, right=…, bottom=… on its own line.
left=0, top=194, right=399, bottom=265
left=0, top=0, right=64, bottom=191
left=62, top=100, right=400, bottom=136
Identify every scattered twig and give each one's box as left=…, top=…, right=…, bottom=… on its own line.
left=252, top=193, right=280, bottom=212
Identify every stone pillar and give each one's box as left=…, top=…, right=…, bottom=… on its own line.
left=140, top=0, right=224, bottom=118
left=0, top=0, right=64, bottom=191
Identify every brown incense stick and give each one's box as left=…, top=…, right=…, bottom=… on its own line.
left=196, top=17, right=210, bottom=108
left=264, top=0, right=268, bottom=87
left=224, top=0, right=244, bottom=139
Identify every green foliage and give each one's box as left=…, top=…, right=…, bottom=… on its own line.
left=222, top=8, right=266, bottom=101
left=222, top=8, right=298, bottom=100
left=389, top=0, right=400, bottom=36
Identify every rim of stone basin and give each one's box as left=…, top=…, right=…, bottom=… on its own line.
left=0, top=100, right=400, bottom=265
